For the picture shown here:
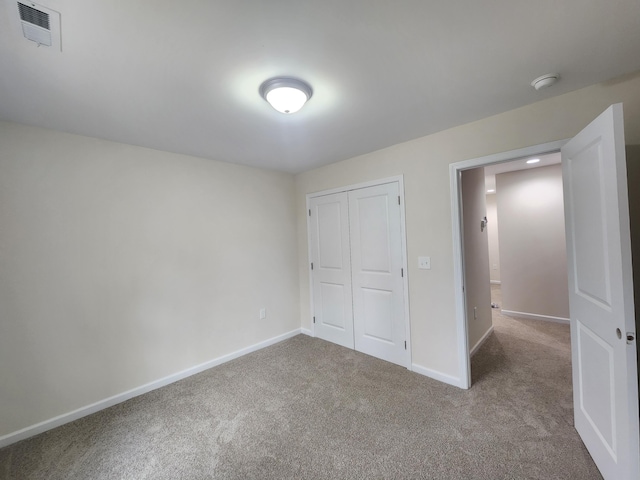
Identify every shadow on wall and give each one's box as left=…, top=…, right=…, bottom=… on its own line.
left=626, top=145, right=640, bottom=389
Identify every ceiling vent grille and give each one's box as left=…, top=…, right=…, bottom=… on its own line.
left=18, top=2, right=49, bottom=29
left=13, top=1, right=61, bottom=50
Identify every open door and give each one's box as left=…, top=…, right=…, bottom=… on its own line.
left=562, top=103, right=640, bottom=479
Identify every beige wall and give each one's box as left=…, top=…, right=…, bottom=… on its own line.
left=295, top=70, right=640, bottom=380
left=0, top=122, right=300, bottom=437
left=496, top=164, right=569, bottom=320
left=486, top=194, right=501, bottom=283
left=461, top=168, right=492, bottom=352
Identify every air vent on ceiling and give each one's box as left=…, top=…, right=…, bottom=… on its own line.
left=19, top=2, right=49, bottom=28
left=14, top=1, right=61, bottom=50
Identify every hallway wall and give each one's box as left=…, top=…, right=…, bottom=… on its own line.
left=486, top=194, right=501, bottom=283
left=496, top=164, right=569, bottom=321
left=461, top=168, right=493, bottom=352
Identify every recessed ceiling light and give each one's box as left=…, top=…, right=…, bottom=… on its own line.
left=259, top=77, right=313, bottom=114
left=531, top=73, right=559, bottom=90
left=487, top=189, right=495, bottom=193
left=526, top=158, right=540, bottom=164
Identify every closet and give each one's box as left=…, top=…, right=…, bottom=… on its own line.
left=307, top=180, right=409, bottom=367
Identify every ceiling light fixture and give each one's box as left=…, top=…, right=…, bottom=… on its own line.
left=259, top=77, right=313, bottom=114
left=526, top=158, right=540, bottom=164
left=531, top=73, right=559, bottom=90
left=487, top=189, right=495, bottom=193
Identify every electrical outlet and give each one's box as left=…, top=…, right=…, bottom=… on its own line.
left=259, top=308, right=266, bottom=320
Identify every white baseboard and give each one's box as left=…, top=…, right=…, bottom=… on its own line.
left=0, top=328, right=303, bottom=449
left=470, top=325, right=494, bottom=357
left=501, top=309, right=570, bottom=325
left=411, top=363, right=466, bottom=389
left=300, top=328, right=313, bottom=336
left=490, top=280, right=501, bottom=285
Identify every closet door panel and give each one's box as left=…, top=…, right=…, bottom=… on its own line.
left=309, top=193, right=354, bottom=349
left=349, top=183, right=407, bottom=366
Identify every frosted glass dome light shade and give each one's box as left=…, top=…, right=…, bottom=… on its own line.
left=260, top=77, right=313, bottom=114
left=266, top=87, right=307, bottom=114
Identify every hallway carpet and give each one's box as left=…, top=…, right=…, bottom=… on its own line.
left=0, top=305, right=601, bottom=478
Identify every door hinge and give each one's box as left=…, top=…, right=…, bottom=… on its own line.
left=398, top=195, right=401, bottom=205
left=309, top=209, right=311, bottom=216
left=311, top=262, right=314, bottom=270
left=401, top=268, right=404, bottom=277
left=313, top=316, right=316, bottom=324
left=404, top=340, right=407, bottom=350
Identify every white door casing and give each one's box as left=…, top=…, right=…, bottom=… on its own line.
left=562, top=103, right=639, bottom=480
left=349, top=183, right=407, bottom=367
left=308, top=192, right=354, bottom=349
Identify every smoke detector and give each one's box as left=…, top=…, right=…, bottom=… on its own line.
left=12, top=1, right=61, bottom=50
left=531, top=73, right=559, bottom=91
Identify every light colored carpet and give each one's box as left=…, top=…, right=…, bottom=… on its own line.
left=0, top=286, right=601, bottom=479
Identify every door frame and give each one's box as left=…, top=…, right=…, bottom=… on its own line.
left=449, top=140, right=568, bottom=389
left=305, top=175, right=412, bottom=369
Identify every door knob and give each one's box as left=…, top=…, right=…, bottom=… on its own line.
left=616, top=328, right=622, bottom=339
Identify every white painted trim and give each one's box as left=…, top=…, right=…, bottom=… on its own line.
left=470, top=325, right=494, bottom=356
left=301, top=328, right=313, bottom=336
left=490, top=280, right=501, bottom=285
left=411, top=363, right=465, bottom=388
left=306, top=175, right=405, bottom=199
left=305, top=194, right=316, bottom=338
left=450, top=140, right=568, bottom=390
left=449, top=163, right=471, bottom=390
left=450, top=140, right=568, bottom=172
left=397, top=176, right=413, bottom=370
left=305, top=175, right=412, bottom=370
left=0, top=329, right=303, bottom=449
left=501, top=309, right=570, bottom=324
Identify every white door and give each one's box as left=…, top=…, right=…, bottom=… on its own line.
left=309, top=192, right=354, bottom=349
left=562, top=103, right=639, bottom=480
left=349, top=183, right=407, bottom=366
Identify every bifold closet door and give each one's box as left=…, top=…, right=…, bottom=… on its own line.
left=348, top=183, right=406, bottom=367
left=308, top=192, right=354, bottom=349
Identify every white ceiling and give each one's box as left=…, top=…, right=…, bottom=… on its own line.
left=484, top=152, right=561, bottom=193
left=1, top=0, right=639, bottom=174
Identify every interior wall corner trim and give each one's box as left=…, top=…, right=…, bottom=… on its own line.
left=411, top=363, right=466, bottom=389
left=470, top=325, right=495, bottom=357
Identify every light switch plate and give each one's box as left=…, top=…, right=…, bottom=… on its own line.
left=418, top=256, right=431, bottom=269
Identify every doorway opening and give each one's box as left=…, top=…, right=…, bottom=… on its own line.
left=463, top=151, right=570, bottom=377
left=450, top=104, right=640, bottom=479
left=449, top=140, right=567, bottom=388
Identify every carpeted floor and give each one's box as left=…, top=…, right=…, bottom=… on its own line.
left=0, top=285, right=601, bottom=479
